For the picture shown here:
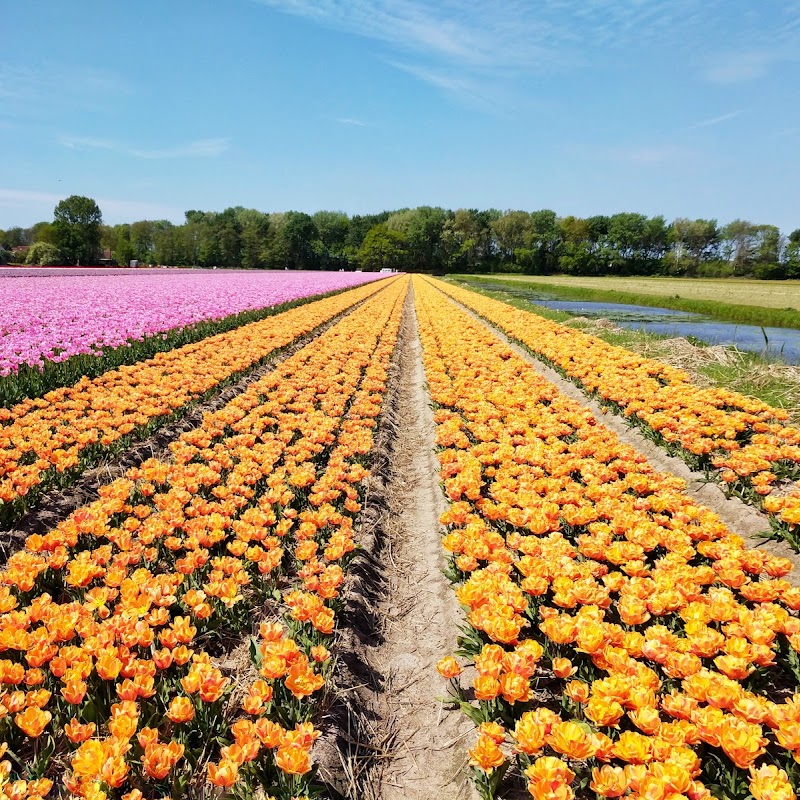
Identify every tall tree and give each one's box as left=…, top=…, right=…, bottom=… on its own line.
left=786, top=229, right=800, bottom=279
left=386, top=206, right=449, bottom=272
left=491, top=211, right=535, bottom=267
left=52, top=196, right=103, bottom=265
left=282, top=212, right=319, bottom=269
left=312, top=211, right=350, bottom=270
left=357, top=224, right=408, bottom=271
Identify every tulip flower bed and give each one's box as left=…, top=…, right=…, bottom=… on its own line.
left=0, top=271, right=387, bottom=405
left=0, top=279, right=389, bottom=528
left=417, top=277, right=800, bottom=800
left=434, top=279, right=800, bottom=548
left=0, top=275, right=406, bottom=799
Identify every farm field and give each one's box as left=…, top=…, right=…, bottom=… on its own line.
left=470, top=274, right=800, bottom=311
left=2, top=272, right=800, bottom=800
left=0, top=270, right=384, bottom=405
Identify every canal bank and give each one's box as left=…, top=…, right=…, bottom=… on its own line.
left=445, top=276, right=800, bottom=419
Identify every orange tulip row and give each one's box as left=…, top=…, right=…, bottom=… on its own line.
left=431, top=278, right=800, bottom=546
left=0, top=278, right=390, bottom=526
left=0, top=276, right=407, bottom=800
left=413, top=277, right=800, bottom=800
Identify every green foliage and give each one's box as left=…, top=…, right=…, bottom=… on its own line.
left=24, top=241, right=63, bottom=266
left=6, top=201, right=798, bottom=276
left=0, top=247, right=9, bottom=265
left=52, top=195, right=103, bottom=265
left=358, top=224, right=408, bottom=271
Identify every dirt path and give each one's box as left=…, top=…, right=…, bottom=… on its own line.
left=326, top=287, right=475, bottom=799
left=445, top=293, right=800, bottom=583
left=367, top=289, right=475, bottom=800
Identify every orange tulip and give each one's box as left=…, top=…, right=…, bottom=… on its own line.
left=468, top=733, right=505, bottom=772
left=14, top=706, right=51, bottom=738
left=275, top=743, right=312, bottom=775
left=436, top=656, right=463, bottom=679
left=207, top=759, right=239, bottom=787
left=166, top=696, right=195, bottom=724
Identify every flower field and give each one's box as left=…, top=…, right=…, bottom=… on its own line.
left=435, top=280, right=800, bottom=549
left=0, top=271, right=385, bottom=405
left=418, top=276, right=800, bottom=799
left=0, top=279, right=387, bottom=526
left=0, top=274, right=405, bottom=799
left=2, top=271, right=800, bottom=799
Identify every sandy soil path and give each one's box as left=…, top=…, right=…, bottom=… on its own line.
left=348, top=287, right=476, bottom=799
left=328, top=292, right=476, bottom=800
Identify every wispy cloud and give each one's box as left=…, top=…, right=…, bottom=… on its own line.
left=686, top=110, right=744, bottom=130
left=0, top=62, right=130, bottom=104
left=335, top=117, right=368, bottom=127
left=255, top=1, right=800, bottom=107
left=566, top=142, right=692, bottom=167
left=60, top=136, right=230, bottom=159
left=702, top=52, right=772, bottom=84
left=620, top=145, right=691, bottom=166
left=0, top=188, right=183, bottom=224
left=254, top=0, right=721, bottom=112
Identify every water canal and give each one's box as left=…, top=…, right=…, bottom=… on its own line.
left=464, top=281, right=800, bottom=364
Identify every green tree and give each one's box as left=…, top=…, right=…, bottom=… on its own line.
left=25, top=242, right=63, bottom=266
left=282, top=212, right=319, bottom=269
left=52, top=196, right=103, bottom=265
left=442, top=209, right=493, bottom=272
left=0, top=247, right=9, bottom=265
left=386, top=206, right=449, bottom=272
left=491, top=211, right=534, bottom=267
left=30, top=221, right=56, bottom=245
left=721, top=219, right=759, bottom=275
left=312, top=211, right=350, bottom=270
left=786, top=229, right=800, bottom=279
left=234, top=208, right=270, bottom=269
left=0, top=227, right=30, bottom=249
left=357, top=224, right=408, bottom=271
left=528, top=209, right=561, bottom=273
left=557, top=216, right=596, bottom=275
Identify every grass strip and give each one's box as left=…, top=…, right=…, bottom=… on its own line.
left=451, top=274, right=800, bottom=330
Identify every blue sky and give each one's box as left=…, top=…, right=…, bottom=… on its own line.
left=1, top=0, right=799, bottom=231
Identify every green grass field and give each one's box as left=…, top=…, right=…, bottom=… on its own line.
left=471, top=274, right=800, bottom=310
left=453, top=274, right=800, bottom=329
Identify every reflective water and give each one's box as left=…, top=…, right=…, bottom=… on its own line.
left=469, top=282, right=800, bottom=364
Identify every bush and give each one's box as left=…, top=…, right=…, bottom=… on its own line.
left=0, top=247, right=9, bottom=265
left=753, top=261, right=787, bottom=280
left=25, top=242, right=63, bottom=266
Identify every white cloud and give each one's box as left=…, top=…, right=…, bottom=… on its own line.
left=0, top=62, right=130, bottom=104
left=255, top=1, right=800, bottom=106
left=623, top=145, right=690, bottom=166
left=335, top=117, right=368, bottom=127
left=702, top=52, right=772, bottom=84
left=566, top=143, right=692, bottom=167
left=686, top=110, right=744, bottom=129
left=254, top=0, right=720, bottom=112
left=60, top=136, right=230, bottom=159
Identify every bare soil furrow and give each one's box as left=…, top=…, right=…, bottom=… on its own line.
left=322, top=287, right=475, bottom=799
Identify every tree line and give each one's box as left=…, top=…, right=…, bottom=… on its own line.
left=2, top=197, right=800, bottom=278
